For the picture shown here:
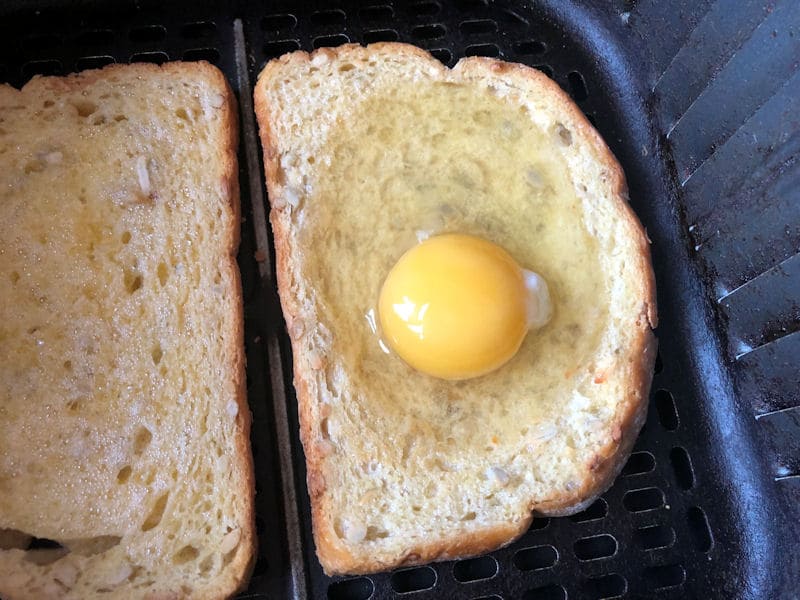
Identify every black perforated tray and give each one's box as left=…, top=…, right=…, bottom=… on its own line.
left=1, top=1, right=796, bottom=599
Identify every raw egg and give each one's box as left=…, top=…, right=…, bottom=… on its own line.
left=378, top=233, right=551, bottom=380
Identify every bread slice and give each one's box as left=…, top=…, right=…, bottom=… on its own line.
left=0, top=62, right=254, bottom=598
left=254, top=43, right=657, bottom=575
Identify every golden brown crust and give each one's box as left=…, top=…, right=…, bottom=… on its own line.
left=215, top=64, right=258, bottom=599
left=254, top=43, right=658, bottom=576
left=320, top=519, right=529, bottom=576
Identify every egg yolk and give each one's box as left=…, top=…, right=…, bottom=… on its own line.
left=378, top=233, right=551, bottom=380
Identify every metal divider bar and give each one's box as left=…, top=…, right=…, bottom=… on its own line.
left=233, top=18, right=308, bottom=600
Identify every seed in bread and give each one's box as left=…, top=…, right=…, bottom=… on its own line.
left=254, top=43, right=657, bottom=575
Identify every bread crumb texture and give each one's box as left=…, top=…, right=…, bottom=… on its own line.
left=255, top=44, right=656, bottom=575
left=0, top=63, right=254, bottom=599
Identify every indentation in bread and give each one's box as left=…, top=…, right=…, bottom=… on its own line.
left=254, top=43, right=657, bottom=575
left=0, top=63, right=254, bottom=599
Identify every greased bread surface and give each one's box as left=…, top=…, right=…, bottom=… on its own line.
left=0, top=62, right=254, bottom=599
left=306, top=81, right=606, bottom=426
left=255, top=43, right=657, bottom=575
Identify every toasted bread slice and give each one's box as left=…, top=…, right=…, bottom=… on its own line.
left=0, top=63, right=254, bottom=598
left=254, top=43, right=657, bottom=575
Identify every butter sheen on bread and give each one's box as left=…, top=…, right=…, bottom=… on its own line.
left=0, top=63, right=254, bottom=598
left=254, top=43, right=657, bottom=575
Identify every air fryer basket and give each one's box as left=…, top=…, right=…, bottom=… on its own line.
left=1, top=1, right=796, bottom=598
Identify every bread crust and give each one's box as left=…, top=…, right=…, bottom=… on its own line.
left=210, top=62, right=258, bottom=600
left=0, top=62, right=255, bottom=599
left=255, top=43, right=657, bottom=576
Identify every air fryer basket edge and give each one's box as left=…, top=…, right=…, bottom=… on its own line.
left=0, top=0, right=796, bottom=598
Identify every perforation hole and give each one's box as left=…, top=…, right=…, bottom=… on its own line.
left=534, top=64, right=554, bottom=79
left=465, top=43, right=500, bottom=57
left=623, top=487, right=665, bottom=512
left=569, top=498, right=608, bottom=522
left=22, top=60, right=62, bottom=79
left=622, top=450, right=656, bottom=476
left=460, top=19, right=497, bottom=34
left=76, top=56, right=115, bottom=71
left=513, top=545, right=557, bottom=571
left=76, top=29, right=114, bottom=46
left=568, top=71, right=589, bottom=101
left=412, top=24, right=446, bottom=40
left=645, top=564, right=686, bottom=590
left=574, top=534, right=617, bottom=560
left=474, top=596, right=502, bottom=600
left=262, top=14, right=297, bottom=32
left=363, top=29, right=399, bottom=43
left=264, top=40, right=301, bottom=58
left=523, top=585, right=566, bottom=600
left=409, top=1, right=441, bottom=16
left=390, top=566, right=436, bottom=593
left=514, top=40, right=547, bottom=55
left=183, top=48, right=220, bottom=63
left=635, top=524, right=675, bottom=550
left=455, top=0, right=488, bottom=10
left=687, top=506, right=713, bottom=552
left=328, top=578, right=374, bottom=600
left=181, top=21, right=216, bottom=39
left=453, top=555, right=497, bottom=582
left=670, top=446, right=694, bottom=489
left=655, top=389, right=679, bottom=430
left=129, top=25, right=166, bottom=43
left=582, top=574, right=627, bottom=599
left=311, top=9, right=346, bottom=26
left=360, top=5, right=394, bottom=21
left=313, top=34, right=349, bottom=49
left=429, top=48, right=453, bottom=65
left=129, top=52, right=169, bottom=65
